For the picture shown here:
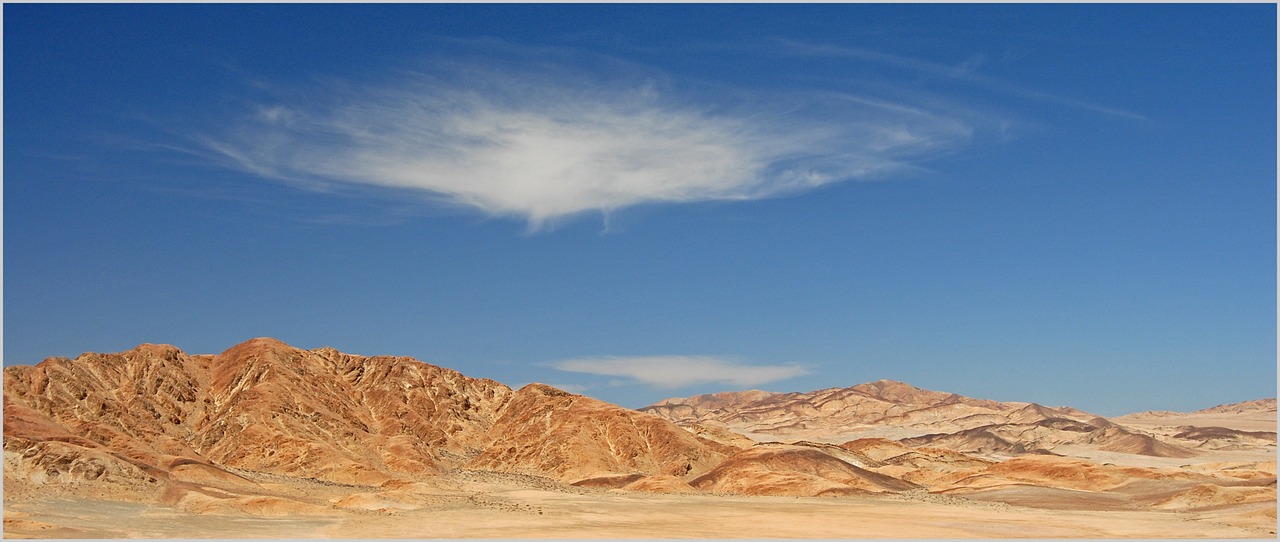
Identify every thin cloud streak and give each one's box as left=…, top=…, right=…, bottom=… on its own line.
left=551, top=355, right=809, bottom=388
left=774, top=39, right=1147, bottom=121
left=199, top=51, right=976, bottom=230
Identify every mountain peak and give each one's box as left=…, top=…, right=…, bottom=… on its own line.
left=517, top=382, right=578, bottom=398
left=130, top=342, right=183, bottom=355
left=848, top=379, right=953, bottom=405
left=219, top=336, right=294, bottom=357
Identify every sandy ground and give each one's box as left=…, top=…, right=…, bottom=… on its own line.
left=1115, top=411, right=1278, bottom=433
left=5, top=468, right=1274, bottom=539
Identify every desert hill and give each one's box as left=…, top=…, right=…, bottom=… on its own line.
left=643, top=380, right=1102, bottom=442
left=1110, top=397, right=1277, bottom=454
left=688, top=443, right=919, bottom=497
left=1195, top=398, right=1277, bottom=415
left=644, top=380, right=1267, bottom=460
left=469, top=383, right=729, bottom=482
left=641, top=379, right=1102, bottom=443
left=639, top=379, right=1273, bottom=528
left=3, top=338, right=728, bottom=501
left=1118, top=397, right=1277, bottom=420
left=898, top=418, right=1200, bottom=459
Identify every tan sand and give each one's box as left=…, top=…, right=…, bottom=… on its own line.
left=5, top=468, right=1274, bottom=539
left=1114, top=411, right=1277, bottom=433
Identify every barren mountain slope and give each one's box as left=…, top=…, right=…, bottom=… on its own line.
left=5, top=340, right=1275, bottom=538
left=4, top=338, right=725, bottom=500
left=899, top=418, right=1200, bottom=459
left=642, top=379, right=1100, bottom=443
left=4, top=343, right=216, bottom=501
left=688, top=443, right=919, bottom=497
left=469, top=383, right=728, bottom=482
left=1116, top=399, right=1274, bottom=427
left=643, top=380, right=1260, bottom=464
left=1111, top=398, right=1278, bottom=452
left=643, top=390, right=781, bottom=420
left=196, top=338, right=517, bottom=484
left=4, top=338, right=516, bottom=489
left=839, top=437, right=995, bottom=486
left=1194, top=398, right=1277, bottom=416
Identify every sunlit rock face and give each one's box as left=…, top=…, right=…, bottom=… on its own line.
left=4, top=337, right=725, bottom=493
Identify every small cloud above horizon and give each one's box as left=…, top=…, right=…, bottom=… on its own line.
left=550, top=355, right=809, bottom=389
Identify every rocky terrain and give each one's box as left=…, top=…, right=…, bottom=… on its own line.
left=640, top=380, right=1275, bottom=460
left=3, top=339, right=727, bottom=500
left=3, top=338, right=1275, bottom=538
left=640, top=380, right=1276, bottom=533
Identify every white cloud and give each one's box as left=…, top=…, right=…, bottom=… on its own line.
left=200, top=48, right=976, bottom=230
left=551, top=355, right=808, bottom=388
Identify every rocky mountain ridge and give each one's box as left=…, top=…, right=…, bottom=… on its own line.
left=4, top=338, right=1275, bottom=525
left=641, top=379, right=1265, bottom=459
left=1123, top=398, right=1278, bottom=418
left=643, top=379, right=1084, bottom=440
left=3, top=338, right=728, bottom=495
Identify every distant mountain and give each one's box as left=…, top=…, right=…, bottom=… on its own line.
left=1195, top=398, right=1277, bottom=415
left=642, top=379, right=1096, bottom=441
left=899, top=418, right=1199, bottom=458
left=642, top=379, right=1205, bottom=458
left=1117, top=398, right=1277, bottom=419
left=1110, top=397, right=1278, bottom=453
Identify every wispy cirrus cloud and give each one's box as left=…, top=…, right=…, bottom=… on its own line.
left=773, top=39, right=1147, bottom=121
left=196, top=43, right=976, bottom=231
left=551, top=355, right=808, bottom=388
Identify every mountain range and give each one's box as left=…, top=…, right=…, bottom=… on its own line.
left=641, top=380, right=1211, bottom=458
left=4, top=338, right=1275, bottom=535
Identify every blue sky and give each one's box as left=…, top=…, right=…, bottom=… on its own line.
left=4, top=4, right=1275, bottom=416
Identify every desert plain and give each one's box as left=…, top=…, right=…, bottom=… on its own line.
left=3, top=338, right=1275, bottom=538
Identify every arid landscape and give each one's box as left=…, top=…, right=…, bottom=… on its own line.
left=6, top=2, right=1275, bottom=539
left=3, top=338, right=1275, bottom=538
